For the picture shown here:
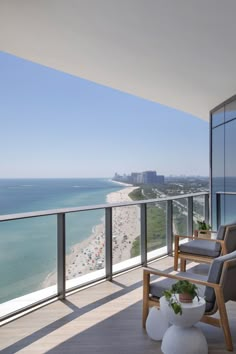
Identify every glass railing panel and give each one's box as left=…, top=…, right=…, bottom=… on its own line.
left=193, top=195, right=205, bottom=231
left=173, top=198, right=188, bottom=235
left=0, top=216, right=57, bottom=307
left=224, top=194, right=236, bottom=225
left=65, top=209, right=105, bottom=290
left=0, top=192, right=210, bottom=320
left=147, top=202, right=167, bottom=260
left=112, top=205, right=141, bottom=272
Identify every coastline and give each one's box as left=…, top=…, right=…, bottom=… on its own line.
left=43, top=186, right=139, bottom=287
left=108, top=179, right=134, bottom=187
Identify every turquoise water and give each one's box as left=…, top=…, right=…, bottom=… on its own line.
left=0, top=178, right=124, bottom=303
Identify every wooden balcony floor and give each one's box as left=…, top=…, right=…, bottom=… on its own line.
left=1, top=256, right=236, bottom=353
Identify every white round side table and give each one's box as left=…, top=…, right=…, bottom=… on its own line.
left=160, top=295, right=208, bottom=354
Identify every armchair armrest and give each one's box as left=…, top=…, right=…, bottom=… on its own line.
left=175, top=234, right=224, bottom=243
left=143, top=266, right=219, bottom=290
left=175, top=234, right=219, bottom=241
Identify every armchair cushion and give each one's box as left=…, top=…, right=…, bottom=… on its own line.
left=149, top=272, right=216, bottom=312
left=179, top=224, right=229, bottom=257
left=150, top=272, right=206, bottom=300
left=179, top=240, right=220, bottom=257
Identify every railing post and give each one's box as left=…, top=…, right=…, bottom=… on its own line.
left=105, top=207, right=113, bottom=281
left=216, top=193, right=221, bottom=229
left=57, top=213, right=66, bottom=299
left=187, top=196, right=193, bottom=236
left=204, top=193, right=209, bottom=225
left=166, top=200, right=173, bottom=256
left=140, top=203, right=147, bottom=266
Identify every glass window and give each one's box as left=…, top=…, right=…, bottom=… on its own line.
left=225, top=119, right=236, bottom=188
left=224, top=120, right=236, bottom=224
left=211, top=125, right=224, bottom=228
left=212, top=107, right=224, bottom=127
left=211, top=99, right=236, bottom=227
left=224, top=195, right=236, bottom=224
left=225, top=99, right=236, bottom=122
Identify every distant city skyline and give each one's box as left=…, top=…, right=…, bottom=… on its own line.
left=0, top=51, right=209, bottom=178
left=113, top=170, right=165, bottom=185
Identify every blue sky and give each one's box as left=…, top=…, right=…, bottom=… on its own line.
left=0, top=51, right=209, bottom=178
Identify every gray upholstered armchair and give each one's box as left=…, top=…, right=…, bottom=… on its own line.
left=174, top=223, right=236, bottom=271
left=143, top=250, right=236, bottom=351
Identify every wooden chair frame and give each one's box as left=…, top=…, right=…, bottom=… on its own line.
left=142, top=261, right=235, bottom=351
left=174, top=233, right=226, bottom=271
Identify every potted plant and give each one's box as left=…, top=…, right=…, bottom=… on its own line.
left=163, top=280, right=199, bottom=315
left=194, top=219, right=211, bottom=238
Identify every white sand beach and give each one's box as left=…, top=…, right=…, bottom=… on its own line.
left=107, top=187, right=140, bottom=265
left=44, top=186, right=139, bottom=287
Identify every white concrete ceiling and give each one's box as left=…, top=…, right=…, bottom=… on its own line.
left=1, top=0, right=236, bottom=120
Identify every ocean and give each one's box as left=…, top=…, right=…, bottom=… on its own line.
left=0, top=178, right=124, bottom=303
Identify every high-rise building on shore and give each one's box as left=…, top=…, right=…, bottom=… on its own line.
left=113, top=170, right=165, bottom=185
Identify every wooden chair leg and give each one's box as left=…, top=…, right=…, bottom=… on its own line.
left=142, top=301, right=148, bottom=328
left=143, top=271, right=150, bottom=328
left=215, top=288, right=233, bottom=351
left=174, top=254, right=179, bottom=271
left=174, top=236, right=179, bottom=271
left=180, top=258, right=186, bottom=272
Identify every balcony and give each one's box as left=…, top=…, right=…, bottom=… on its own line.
left=1, top=256, right=236, bottom=353
left=1, top=191, right=236, bottom=352
left=2, top=2, right=236, bottom=352
left=0, top=192, right=209, bottom=321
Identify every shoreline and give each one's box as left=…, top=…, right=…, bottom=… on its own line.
left=43, top=186, right=139, bottom=287
left=108, top=179, right=134, bottom=187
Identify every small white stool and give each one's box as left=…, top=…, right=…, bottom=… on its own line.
left=146, top=306, right=169, bottom=341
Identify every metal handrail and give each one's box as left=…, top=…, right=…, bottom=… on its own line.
left=0, top=191, right=208, bottom=222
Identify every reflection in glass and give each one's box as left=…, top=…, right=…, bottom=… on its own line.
left=225, top=100, right=236, bottom=122
left=212, top=124, right=225, bottom=228
left=112, top=205, right=140, bottom=267
left=193, top=196, right=205, bottom=231
left=147, top=202, right=166, bottom=252
left=173, top=198, right=188, bottom=235
left=225, top=195, right=236, bottom=224
left=224, top=119, right=236, bottom=224
left=65, top=210, right=105, bottom=290
left=211, top=99, right=236, bottom=228
left=225, top=119, right=236, bottom=187
left=212, top=107, right=224, bottom=127
left=0, top=216, right=57, bottom=304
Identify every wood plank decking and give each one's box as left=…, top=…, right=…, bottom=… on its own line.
left=1, top=257, right=236, bottom=353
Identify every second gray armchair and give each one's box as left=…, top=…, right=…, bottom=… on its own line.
left=174, top=223, right=236, bottom=271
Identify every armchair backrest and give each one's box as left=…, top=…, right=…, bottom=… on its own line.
left=216, top=224, right=227, bottom=241
left=204, top=250, right=236, bottom=313
left=224, top=224, right=236, bottom=253
left=214, top=223, right=236, bottom=254
left=213, top=224, right=227, bottom=254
